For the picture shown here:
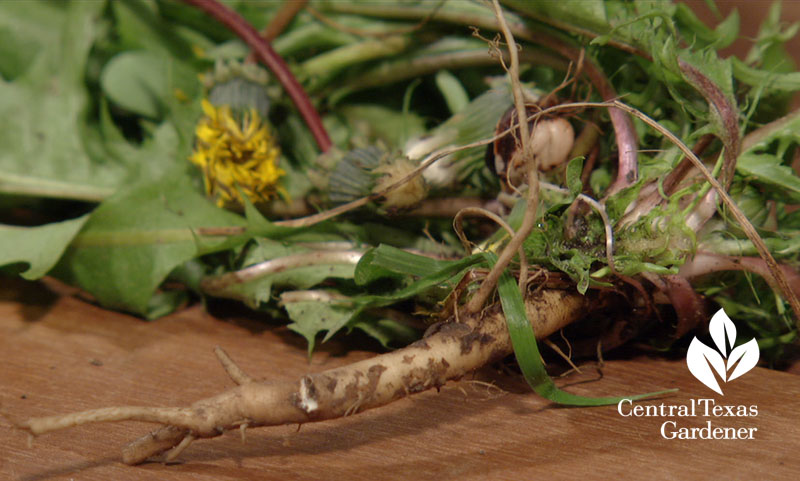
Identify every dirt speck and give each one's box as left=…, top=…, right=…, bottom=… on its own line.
left=409, top=339, right=431, bottom=350
left=325, top=376, right=338, bottom=393
left=459, top=331, right=494, bottom=355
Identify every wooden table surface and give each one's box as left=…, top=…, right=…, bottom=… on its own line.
left=1, top=277, right=798, bottom=480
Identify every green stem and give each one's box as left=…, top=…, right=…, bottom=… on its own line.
left=327, top=47, right=566, bottom=102
left=200, top=250, right=364, bottom=298
left=300, top=35, right=413, bottom=87
left=69, top=227, right=235, bottom=248
left=700, top=236, right=799, bottom=257
left=321, top=2, right=523, bottom=35
left=272, top=22, right=358, bottom=57
left=0, top=173, right=114, bottom=202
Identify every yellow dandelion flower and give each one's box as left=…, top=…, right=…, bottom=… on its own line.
left=190, top=99, right=285, bottom=208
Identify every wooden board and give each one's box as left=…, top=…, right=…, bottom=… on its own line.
left=1, top=277, right=799, bottom=480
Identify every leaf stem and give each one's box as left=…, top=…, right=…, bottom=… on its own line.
left=464, top=1, right=538, bottom=315
left=0, top=173, right=114, bottom=202
left=200, top=250, right=364, bottom=298
left=301, top=35, right=413, bottom=91
left=328, top=47, right=566, bottom=101
left=181, top=0, right=332, bottom=152
left=678, top=60, right=740, bottom=190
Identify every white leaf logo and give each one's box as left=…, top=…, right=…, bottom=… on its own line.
left=686, top=308, right=760, bottom=395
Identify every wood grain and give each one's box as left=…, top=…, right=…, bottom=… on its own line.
left=1, top=277, right=798, bottom=480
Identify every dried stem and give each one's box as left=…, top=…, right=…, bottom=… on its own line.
left=182, top=0, right=332, bottom=152
left=453, top=206, right=528, bottom=290
left=453, top=207, right=516, bottom=254
left=464, top=1, right=538, bottom=315
left=494, top=1, right=531, bottom=155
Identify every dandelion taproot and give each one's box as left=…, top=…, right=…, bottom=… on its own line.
left=190, top=96, right=284, bottom=208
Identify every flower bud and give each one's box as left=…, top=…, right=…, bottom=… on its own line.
left=530, top=116, right=574, bottom=171
left=486, top=105, right=575, bottom=187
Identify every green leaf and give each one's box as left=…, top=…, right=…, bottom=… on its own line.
left=745, top=1, right=799, bottom=71
left=353, top=318, right=419, bottom=349
left=310, top=249, right=484, bottom=343
left=53, top=174, right=246, bottom=318
left=111, top=0, right=195, bottom=60
left=337, top=104, right=426, bottom=149
left=679, top=49, right=735, bottom=103
left=487, top=252, right=675, bottom=405
left=0, top=0, right=125, bottom=201
left=355, top=244, right=452, bottom=285
left=434, top=70, right=469, bottom=115
left=262, top=243, right=474, bottom=351
left=0, top=0, right=64, bottom=79
left=732, top=57, right=800, bottom=94
left=0, top=215, right=89, bottom=280
left=285, top=300, right=357, bottom=355
left=605, top=181, right=643, bottom=222
left=100, top=51, right=170, bottom=118
left=503, top=0, right=610, bottom=37
left=736, top=153, right=800, bottom=202
left=566, top=156, right=584, bottom=196
left=673, top=3, right=738, bottom=49
left=743, top=109, right=800, bottom=154
left=713, top=8, right=740, bottom=49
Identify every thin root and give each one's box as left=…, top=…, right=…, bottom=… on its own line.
left=214, top=346, right=254, bottom=385
left=452, top=206, right=529, bottom=292
left=240, top=423, right=248, bottom=444
left=543, top=339, right=581, bottom=374
left=165, top=433, right=196, bottom=463
left=465, top=1, right=540, bottom=315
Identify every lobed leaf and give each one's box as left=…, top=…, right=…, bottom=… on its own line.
left=53, top=174, right=246, bottom=318
left=0, top=216, right=89, bottom=280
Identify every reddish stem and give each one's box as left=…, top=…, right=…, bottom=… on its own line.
left=245, top=0, right=309, bottom=63
left=661, top=274, right=708, bottom=339
left=678, top=60, right=740, bottom=190
left=519, top=31, right=639, bottom=195
left=662, top=133, right=714, bottom=196
left=182, top=0, right=332, bottom=152
left=680, top=252, right=800, bottom=297
left=580, top=60, right=639, bottom=195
